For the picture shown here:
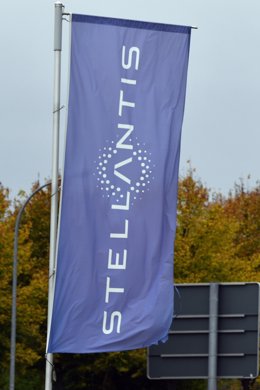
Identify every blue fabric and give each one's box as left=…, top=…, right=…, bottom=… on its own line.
left=47, top=14, right=191, bottom=353
left=72, top=14, right=191, bottom=34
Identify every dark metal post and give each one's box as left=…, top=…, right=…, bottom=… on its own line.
left=207, top=283, right=219, bottom=390
left=9, top=182, right=51, bottom=390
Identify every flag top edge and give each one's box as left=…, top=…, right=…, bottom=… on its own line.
left=72, top=14, right=191, bottom=34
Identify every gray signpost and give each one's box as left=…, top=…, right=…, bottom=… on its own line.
left=148, top=283, right=260, bottom=389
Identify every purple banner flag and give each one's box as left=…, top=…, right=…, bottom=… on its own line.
left=47, top=14, right=191, bottom=353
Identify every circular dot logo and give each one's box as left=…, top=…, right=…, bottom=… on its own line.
left=93, top=137, right=155, bottom=204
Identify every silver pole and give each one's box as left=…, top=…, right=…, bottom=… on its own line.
left=208, top=283, right=219, bottom=390
left=9, top=182, right=51, bottom=390
left=45, top=2, right=63, bottom=390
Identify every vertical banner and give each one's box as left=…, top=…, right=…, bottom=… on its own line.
left=47, top=14, right=191, bottom=353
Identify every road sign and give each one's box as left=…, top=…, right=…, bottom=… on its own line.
left=148, top=283, right=260, bottom=380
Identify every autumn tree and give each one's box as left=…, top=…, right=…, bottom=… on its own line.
left=15, top=182, right=51, bottom=389
left=0, top=184, right=14, bottom=389
left=1, top=171, right=260, bottom=390
left=224, top=179, right=260, bottom=282
left=0, top=182, right=52, bottom=390
left=174, top=168, right=239, bottom=283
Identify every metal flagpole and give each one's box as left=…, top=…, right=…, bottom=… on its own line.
left=45, top=2, right=63, bottom=390
left=9, top=182, right=51, bottom=390
left=207, top=283, right=219, bottom=390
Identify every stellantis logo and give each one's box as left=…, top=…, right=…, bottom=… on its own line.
left=93, top=44, right=155, bottom=336
left=94, top=138, right=154, bottom=206
left=93, top=45, right=155, bottom=207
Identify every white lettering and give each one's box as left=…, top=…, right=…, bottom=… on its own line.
left=118, top=90, right=135, bottom=117
left=102, top=44, right=141, bottom=336
left=102, top=311, right=122, bottom=334
left=108, top=249, right=127, bottom=270
left=114, top=158, right=132, bottom=184
left=110, top=219, right=129, bottom=239
left=121, top=77, right=137, bottom=85
left=122, top=46, right=140, bottom=70
left=116, top=124, right=134, bottom=150
left=105, top=277, right=125, bottom=303
left=111, top=191, right=130, bottom=211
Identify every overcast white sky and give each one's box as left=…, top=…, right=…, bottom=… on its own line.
left=1, top=0, right=260, bottom=198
